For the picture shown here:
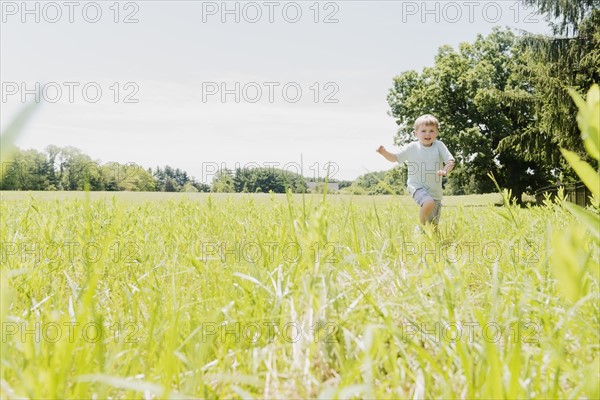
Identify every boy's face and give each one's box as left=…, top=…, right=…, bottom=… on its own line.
left=414, top=123, right=438, bottom=147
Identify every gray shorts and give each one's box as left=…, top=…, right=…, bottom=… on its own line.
left=412, top=188, right=442, bottom=224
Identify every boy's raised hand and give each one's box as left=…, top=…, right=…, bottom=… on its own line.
left=376, top=145, right=398, bottom=163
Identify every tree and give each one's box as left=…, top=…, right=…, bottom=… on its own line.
left=153, top=165, right=193, bottom=192
left=0, top=145, right=212, bottom=192
left=102, top=163, right=157, bottom=191
left=500, top=6, right=600, bottom=176
left=521, top=0, right=598, bottom=36
left=387, top=28, right=554, bottom=201
left=42, top=145, right=104, bottom=190
left=232, top=167, right=307, bottom=193
left=211, top=169, right=235, bottom=193
left=350, top=167, right=407, bottom=195
left=190, top=181, right=210, bottom=192
left=0, top=148, right=51, bottom=190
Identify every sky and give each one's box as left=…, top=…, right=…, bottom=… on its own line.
left=1, top=0, right=553, bottom=183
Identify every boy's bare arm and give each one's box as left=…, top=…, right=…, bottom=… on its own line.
left=437, top=160, right=455, bottom=176
left=376, top=145, right=398, bottom=163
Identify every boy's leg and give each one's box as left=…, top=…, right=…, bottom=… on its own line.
left=428, top=201, right=442, bottom=225
left=419, top=201, right=435, bottom=225
left=412, top=188, right=436, bottom=225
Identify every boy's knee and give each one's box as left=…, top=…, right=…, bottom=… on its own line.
left=422, top=200, right=435, bottom=211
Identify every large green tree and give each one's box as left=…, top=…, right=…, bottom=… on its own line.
left=499, top=4, right=600, bottom=173
left=521, top=0, right=598, bottom=36
left=387, top=28, right=553, bottom=201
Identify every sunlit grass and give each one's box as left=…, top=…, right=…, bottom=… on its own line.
left=0, top=191, right=502, bottom=206
left=1, top=191, right=598, bottom=398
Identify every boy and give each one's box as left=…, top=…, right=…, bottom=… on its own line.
left=377, top=114, right=455, bottom=226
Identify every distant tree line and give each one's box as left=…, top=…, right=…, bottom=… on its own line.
left=0, top=145, right=210, bottom=192
left=346, top=167, right=408, bottom=195
left=1, top=145, right=341, bottom=194
left=211, top=167, right=308, bottom=193
left=0, top=143, right=517, bottom=196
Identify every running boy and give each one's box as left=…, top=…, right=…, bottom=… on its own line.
left=377, top=114, right=455, bottom=226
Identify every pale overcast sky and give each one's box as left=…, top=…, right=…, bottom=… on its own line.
left=1, top=1, right=552, bottom=182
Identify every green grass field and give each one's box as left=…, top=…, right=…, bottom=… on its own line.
left=1, top=191, right=598, bottom=399
left=0, top=191, right=502, bottom=206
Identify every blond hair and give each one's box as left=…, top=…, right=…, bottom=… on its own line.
left=413, top=114, right=439, bottom=131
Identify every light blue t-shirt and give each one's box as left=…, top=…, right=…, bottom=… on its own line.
left=395, top=140, right=455, bottom=200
